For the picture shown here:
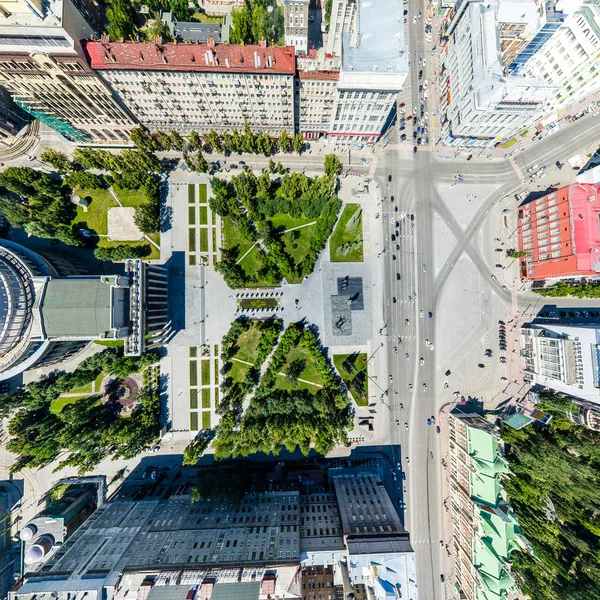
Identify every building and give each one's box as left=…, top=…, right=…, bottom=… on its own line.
left=12, top=470, right=417, bottom=600
left=517, top=184, right=600, bottom=281
left=521, top=323, right=600, bottom=403
left=84, top=38, right=296, bottom=135
left=328, top=0, right=408, bottom=145
left=517, top=1, right=600, bottom=114
left=0, top=85, right=29, bottom=144
left=0, top=0, right=135, bottom=143
left=282, top=0, right=309, bottom=54
left=448, top=410, right=530, bottom=600
left=0, top=240, right=169, bottom=384
left=325, top=0, right=356, bottom=57
left=164, top=12, right=230, bottom=44
left=440, top=0, right=553, bottom=147
left=0, top=483, right=20, bottom=600
left=20, top=483, right=99, bottom=568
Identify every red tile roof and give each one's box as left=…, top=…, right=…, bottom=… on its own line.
left=298, top=69, right=340, bottom=80
left=83, top=40, right=296, bottom=75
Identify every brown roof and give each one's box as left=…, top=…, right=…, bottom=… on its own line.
left=83, top=40, right=296, bottom=75
left=299, top=69, right=340, bottom=80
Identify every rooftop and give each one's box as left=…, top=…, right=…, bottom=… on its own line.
left=40, top=277, right=114, bottom=337
left=83, top=40, right=296, bottom=75
left=340, top=0, right=408, bottom=88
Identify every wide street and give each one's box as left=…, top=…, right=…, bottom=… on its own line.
left=374, top=0, right=600, bottom=596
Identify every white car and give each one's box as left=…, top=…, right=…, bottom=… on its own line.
left=430, top=343, right=434, bottom=351
left=425, top=338, right=430, bottom=346
left=423, top=58, right=427, bottom=66
left=420, top=357, right=424, bottom=365
left=405, top=422, right=409, bottom=430
left=405, top=353, right=410, bottom=360
left=413, top=16, right=417, bottom=23
left=422, top=264, right=427, bottom=272
left=409, top=383, right=413, bottom=391
left=423, top=383, right=427, bottom=391
left=406, top=457, right=410, bottom=464
left=420, top=310, right=424, bottom=318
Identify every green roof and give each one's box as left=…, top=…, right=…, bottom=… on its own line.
left=41, top=278, right=114, bottom=337
left=146, top=587, right=193, bottom=600
left=210, top=582, right=260, bottom=600
left=468, top=426, right=500, bottom=463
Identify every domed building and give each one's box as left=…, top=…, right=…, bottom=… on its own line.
left=0, top=240, right=169, bottom=384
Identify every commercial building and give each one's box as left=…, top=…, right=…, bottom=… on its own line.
left=0, top=85, right=29, bottom=144
left=440, top=0, right=553, bottom=147
left=328, top=0, right=408, bottom=145
left=521, top=323, right=600, bottom=403
left=0, top=482, right=20, bottom=600
left=84, top=38, right=296, bottom=135
left=12, top=470, right=417, bottom=600
left=448, top=410, right=530, bottom=600
left=282, top=0, right=309, bottom=54
left=0, top=240, right=169, bottom=384
left=325, top=0, right=356, bottom=57
left=517, top=184, right=600, bottom=281
left=0, top=0, right=135, bottom=143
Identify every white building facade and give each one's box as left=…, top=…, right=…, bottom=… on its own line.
left=85, top=39, right=296, bottom=135
left=281, top=0, right=309, bottom=54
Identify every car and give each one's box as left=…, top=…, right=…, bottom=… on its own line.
left=399, top=102, right=406, bottom=108
left=431, top=416, right=435, bottom=423
left=405, top=422, right=409, bottom=430
left=394, top=346, right=398, bottom=353
left=495, top=248, right=504, bottom=252
left=440, top=575, right=445, bottom=583
left=406, top=457, right=410, bottom=464
left=413, top=131, right=418, bottom=139
left=427, top=418, right=432, bottom=425
left=238, top=161, right=246, bottom=166
left=498, top=320, right=505, bottom=325
left=394, top=206, right=399, bottom=212
left=440, top=540, right=444, bottom=548
left=422, top=264, right=427, bottom=272
left=408, top=383, right=413, bottom=391
left=430, top=343, right=434, bottom=350
left=400, top=403, right=404, bottom=410
left=393, top=254, right=396, bottom=260
left=420, top=310, right=424, bottom=318
left=423, top=383, right=427, bottom=391
left=397, top=273, right=401, bottom=280
left=419, top=70, right=423, bottom=78
left=405, top=353, right=410, bottom=359
left=406, top=114, right=413, bottom=121
left=308, top=14, right=314, bottom=20
left=388, top=175, right=392, bottom=182
left=466, top=154, right=473, bottom=161
left=392, top=472, right=397, bottom=481
left=429, top=311, right=433, bottom=318
left=556, top=160, right=563, bottom=170
left=413, top=15, right=417, bottom=23
left=501, top=377, right=508, bottom=382
left=406, top=318, right=410, bottom=325
left=436, top=425, right=441, bottom=433
left=396, top=244, right=400, bottom=250
left=419, top=85, right=423, bottom=92
left=396, top=462, right=401, bottom=470
left=391, top=234, right=396, bottom=241
left=389, top=375, right=393, bottom=382
left=402, top=471, right=406, bottom=481
left=414, top=146, right=418, bottom=153
left=390, top=195, right=395, bottom=202
left=420, top=357, right=424, bottom=365
left=478, top=363, right=485, bottom=368
left=400, top=133, right=407, bottom=141
left=425, top=338, right=430, bottom=346
left=408, top=295, right=413, bottom=302
left=417, top=137, right=422, bottom=146
left=392, top=297, right=397, bottom=303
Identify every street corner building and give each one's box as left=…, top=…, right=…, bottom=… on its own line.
left=0, top=239, right=169, bottom=387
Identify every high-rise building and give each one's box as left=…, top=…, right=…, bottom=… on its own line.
left=448, top=410, right=531, bottom=600
left=281, top=0, right=310, bottom=54
left=0, top=85, right=29, bottom=144
left=0, top=0, right=135, bottom=143
left=440, top=0, right=554, bottom=147
left=11, top=470, right=417, bottom=600
left=0, top=482, right=20, bottom=600
left=325, top=0, right=356, bottom=57
left=517, top=184, right=600, bottom=280
left=521, top=323, right=600, bottom=403
left=84, top=38, right=296, bottom=135
left=0, top=240, right=169, bottom=384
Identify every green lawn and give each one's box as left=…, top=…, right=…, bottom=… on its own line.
left=189, top=184, right=196, bottom=204
left=189, top=206, right=196, bottom=225
left=202, top=412, right=211, bottom=429
left=200, top=228, right=209, bottom=252
left=268, top=214, right=315, bottom=232
left=202, top=388, right=211, bottom=408
left=228, top=359, right=251, bottom=383
left=333, top=353, right=369, bottom=406
left=501, top=137, right=519, bottom=148
left=69, top=381, right=92, bottom=394
left=235, top=324, right=263, bottom=363
left=189, top=228, right=196, bottom=252
left=201, top=360, right=211, bottom=385
left=199, top=206, right=208, bottom=225
left=94, top=340, right=124, bottom=347
left=221, top=217, right=254, bottom=260
left=113, top=187, right=147, bottom=207
left=190, top=361, right=198, bottom=386
left=190, top=412, right=199, bottom=430
left=72, top=187, right=118, bottom=235
left=190, top=389, right=198, bottom=409
left=330, top=204, right=364, bottom=262
left=199, top=183, right=207, bottom=203
left=50, top=395, right=90, bottom=414
left=275, top=345, right=325, bottom=392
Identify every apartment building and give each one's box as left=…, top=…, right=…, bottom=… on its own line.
left=521, top=323, right=600, bottom=403
left=517, top=184, right=600, bottom=280
left=519, top=1, right=600, bottom=114
left=297, top=66, right=339, bottom=138
left=448, top=410, right=530, bottom=600
left=440, top=0, right=553, bottom=147
left=329, top=0, right=408, bottom=145
left=0, top=0, right=135, bottom=142
left=282, top=0, right=309, bottom=54
left=0, top=84, right=28, bottom=143
left=326, top=0, right=356, bottom=57
left=85, top=38, right=296, bottom=135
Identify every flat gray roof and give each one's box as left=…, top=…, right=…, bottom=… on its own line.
left=210, top=582, right=261, bottom=600
left=41, top=278, right=114, bottom=337
left=147, top=586, right=194, bottom=600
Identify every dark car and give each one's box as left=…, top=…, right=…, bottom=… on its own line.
left=394, top=206, right=398, bottom=212
left=397, top=273, right=401, bottom=280
left=419, top=85, right=423, bottom=92
left=419, top=70, right=423, bottom=78
left=400, top=133, right=407, bottom=141
left=417, top=137, right=422, bottom=145
left=403, top=9, right=408, bottom=14
left=414, top=146, right=418, bottom=153
left=393, top=297, right=397, bottom=303
left=390, top=195, right=395, bottom=202
left=436, top=425, right=440, bottom=433
left=391, top=234, right=396, bottom=241
left=478, top=364, right=485, bottom=368
left=396, top=244, right=400, bottom=250
left=429, top=311, right=433, bottom=318
left=393, top=255, right=397, bottom=260
left=399, top=125, right=405, bottom=131
left=402, top=472, right=406, bottom=481
left=388, top=175, right=392, bottom=182
left=399, top=102, right=406, bottom=107
left=466, top=154, right=473, bottom=161
left=239, top=161, right=246, bottom=165
left=556, top=160, right=563, bottom=170
left=413, top=131, right=418, bottom=138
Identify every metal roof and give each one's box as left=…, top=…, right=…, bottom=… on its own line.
left=41, top=278, right=113, bottom=337
left=210, top=582, right=261, bottom=600
left=147, top=586, right=195, bottom=600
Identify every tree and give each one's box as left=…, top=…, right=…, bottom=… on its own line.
left=106, top=0, right=136, bottom=40
left=40, top=149, right=71, bottom=173
left=169, top=130, right=184, bottom=151
left=292, top=132, right=304, bottom=154
left=251, top=4, right=271, bottom=42
left=94, top=244, right=152, bottom=261
left=286, top=358, right=305, bottom=385
left=64, top=171, right=107, bottom=190
left=188, top=131, right=202, bottom=151
left=25, top=222, right=84, bottom=246
left=278, top=130, right=290, bottom=153
left=325, top=0, right=333, bottom=26
left=195, top=151, right=209, bottom=173
left=130, top=128, right=159, bottom=152
left=182, top=432, right=212, bottom=465
left=507, top=249, right=529, bottom=258
left=230, top=6, right=253, bottom=44
left=204, top=130, right=223, bottom=153
left=324, top=153, right=342, bottom=176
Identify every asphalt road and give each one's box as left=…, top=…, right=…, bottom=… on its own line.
left=377, top=1, right=600, bottom=598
